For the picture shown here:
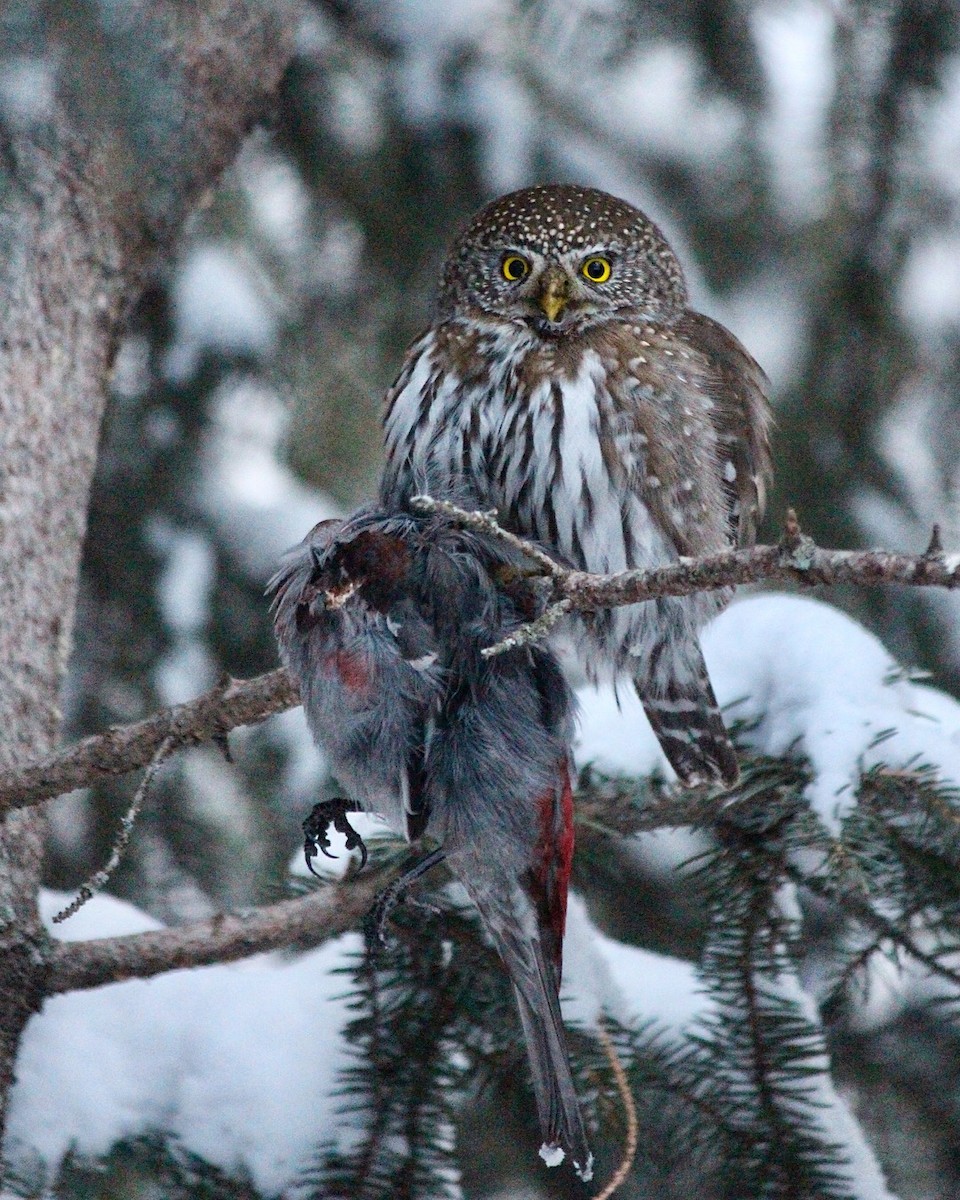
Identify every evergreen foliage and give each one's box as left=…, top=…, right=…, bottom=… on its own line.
left=287, top=752, right=960, bottom=1199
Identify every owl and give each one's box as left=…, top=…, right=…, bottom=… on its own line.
left=379, top=184, right=772, bottom=786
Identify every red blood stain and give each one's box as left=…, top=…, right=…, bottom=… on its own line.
left=331, top=649, right=373, bottom=699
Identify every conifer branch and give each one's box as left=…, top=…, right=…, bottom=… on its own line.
left=786, top=863, right=960, bottom=994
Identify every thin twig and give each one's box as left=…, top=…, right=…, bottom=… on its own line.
left=593, top=1020, right=639, bottom=1200
left=481, top=598, right=572, bottom=657
left=53, top=735, right=177, bottom=924
left=409, top=494, right=567, bottom=578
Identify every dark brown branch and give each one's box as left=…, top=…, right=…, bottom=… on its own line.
left=41, top=787, right=756, bottom=994
left=3, top=506, right=959, bottom=813
left=0, top=669, right=298, bottom=812
left=45, top=865, right=390, bottom=995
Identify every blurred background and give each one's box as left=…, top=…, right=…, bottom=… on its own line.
left=34, top=0, right=960, bottom=1194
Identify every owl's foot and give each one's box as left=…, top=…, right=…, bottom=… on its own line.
left=302, top=797, right=368, bottom=877
left=368, top=847, right=446, bottom=947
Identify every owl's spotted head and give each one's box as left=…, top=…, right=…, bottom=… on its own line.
left=436, top=184, right=688, bottom=336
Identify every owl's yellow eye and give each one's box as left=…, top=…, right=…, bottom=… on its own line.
left=502, top=255, right=530, bottom=282
left=582, top=256, right=612, bottom=283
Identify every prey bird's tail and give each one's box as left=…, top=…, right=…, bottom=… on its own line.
left=512, top=970, right=594, bottom=1182
left=473, top=891, right=593, bottom=1182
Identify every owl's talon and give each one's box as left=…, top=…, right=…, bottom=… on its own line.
left=302, top=798, right=367, bottom=877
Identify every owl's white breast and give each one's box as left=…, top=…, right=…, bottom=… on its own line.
left=380, top=324, right=722, bottom=677
left=384, top=329, right=672, bottom=566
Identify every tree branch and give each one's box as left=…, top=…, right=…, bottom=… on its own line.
left=0, top=669, right=298, bottom=812
left=413, top=498, right=960, bottom=609
left=45, top=864, right=389, bottom=995
left=2, top=507, right=959, bottom=813
left=42, top=782, right=772, bottom=994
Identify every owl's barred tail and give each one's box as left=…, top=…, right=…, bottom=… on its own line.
left=635, top=652, right=740, bottom=788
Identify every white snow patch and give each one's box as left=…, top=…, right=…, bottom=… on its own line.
left=5, top=892, right=358, bottom=1196
left=199, top=378, right=340, bottom=581
left=703, top=594, right=960, bottom=829
left=575, top=594, right=960, bottom=833
left=598, top=41, right=743, bottom=164
left=164, top=243, right=279, bottom=382
left=574, top=678, right=666, bottom=779
left=0, top=55, right=55, bottom=128
left=733, top=888, right=898, bottom=1200
left=899, top=232, right=960, bottom=335
left=561, top=894, right=707, bottom=1031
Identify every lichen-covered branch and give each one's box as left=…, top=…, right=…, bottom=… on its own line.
left=414, top=498, right=960, bottom=609
left=0, top=669, right=298, bottom=812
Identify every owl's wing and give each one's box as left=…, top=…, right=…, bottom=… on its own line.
left=608, top=336, right=727, bottom=559
left=677, top=311, right=773, bottom=547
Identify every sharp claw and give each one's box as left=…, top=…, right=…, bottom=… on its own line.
left=340, top=827, right=368, bottom=869
left=301, top=799, right=368, bottom=878
left=303, top=843, right=325, bottom=879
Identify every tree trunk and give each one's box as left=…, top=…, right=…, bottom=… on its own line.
left=0, top=0, right=296, bottom=1136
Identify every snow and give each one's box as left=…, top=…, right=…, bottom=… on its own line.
left=577, top=594, right=960, bottom=832
left=11, top=591, right=959, bottom=1191
left=199, top=378, right=340, bottom=582
left=164, top=242, right=280, bottom=382
left=0, top=55, right=55, bottom=129
left=596, top=41, right=744, bottom=164
left=751, top=1, right=835, bottom=220
left=732, top=885, right=899, bottom=1200
left=6, top=892, right=358, bottom=1196
left=899, top=234, right=960, bottom=336
left=561, top=893, right=707, bottom=1031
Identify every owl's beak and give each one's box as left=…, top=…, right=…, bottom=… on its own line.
left=536, top=268, right=570, bottom=324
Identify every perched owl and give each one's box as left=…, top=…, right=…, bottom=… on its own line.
left=380, top=184, right=772, bottom=786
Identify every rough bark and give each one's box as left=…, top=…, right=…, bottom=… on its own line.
left=0, top=0, right=296, bottom=1138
